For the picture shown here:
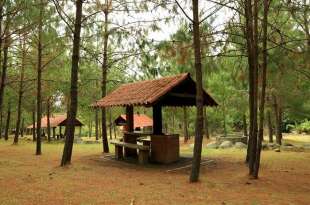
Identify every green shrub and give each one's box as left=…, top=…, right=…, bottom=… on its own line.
left=294, top=120, right=310, bottom=134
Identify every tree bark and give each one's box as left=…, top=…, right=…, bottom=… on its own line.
left=267, top=110, right=273, bottom=143
left=0, top=2, right=2, bottom=81
left=245, top=0, right=259, bottom=175
left=249, top=0, right=259, bottom=176
left=101, top=8, right=109, bottom=153
left=95, top=109, right=99, bottom=140
left=203, top=107, right=210, bottom=139
left=61, top=0, right=83, bottom=166
left=47, top=98, right=51, bottom=142
left=109, top=108, right=112, bottom=140
left=183, top=107, right=189, bottom=143
left=253, top=0, right=269, bottom=178
left=89, top=120, right=92, bottom=138
left=36, top=0, right=44, bottom=155
left=4, top=102, right=10, bottom=141
left=172, top=108, right=175, bottom=133
left=190, top=0, right=204, bottom=183
left=278, top=106, right=283, bottom=143
left=52, top=127, right=55, bottom=139
left=0, top=4, right=3, bottom=112
left=223, top=104, right=227, bottom=137
left=13, top=37, right=26, bottom=145
left=98, top=117, right=101, bottom=138
left=21, top=118, right=24, bottom=138
left=32, top=104, right=36, bottom=141
left=0, top=110, right=3, bottom=139
left=273, top=95, right=282, bottom=145
left=0, top=10, right=10, bottom=113
left=243, top=113, right=248, bottom=136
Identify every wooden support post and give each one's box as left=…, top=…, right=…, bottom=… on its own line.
left=115, top=145, right=123, bottom=160
left=153, top=104, right=162, bottom=134
left=138, top=150, right=149, bottom=164
left=126, top=106, right=134, bottom=132
left=113, top=124, right=117, bottom=139
left=59, top=126, right=62, bottom=138
left=79, top=126, right=82, bottom=138
left=52, top=127, right=56, bottom=139
left=124, top=106, right=136, bottom=157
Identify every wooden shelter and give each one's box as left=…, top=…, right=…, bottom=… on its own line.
left=93, top=73, right=217, bottom=164
left=26, top=114, right=83, bottom=139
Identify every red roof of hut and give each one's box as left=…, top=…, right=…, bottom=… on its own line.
left=115, top=114, right=153, bottom=128
left=27, top=114, right=83, bottom=129
left=92, top=73, right=218, bottom=107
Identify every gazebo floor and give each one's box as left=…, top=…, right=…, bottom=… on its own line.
left=90, top=154, right=216, bottom=172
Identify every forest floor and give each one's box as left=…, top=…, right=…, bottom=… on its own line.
left=0, top=134, right=309, bottom=205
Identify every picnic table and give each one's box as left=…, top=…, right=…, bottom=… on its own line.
left=110, top=132, right=180, bottom=164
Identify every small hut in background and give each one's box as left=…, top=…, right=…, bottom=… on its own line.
left=114, top=114, right=153, bottom=132
left=26, top=114, right=83, bottom=139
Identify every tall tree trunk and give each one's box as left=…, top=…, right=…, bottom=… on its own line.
left=4, top=102, right=10, bottom=141
left=61, top=0, right=83, bottom=166
left=172, top=108, right=175, bottom=133
left=0, top=3, right=3, bottom=108
left=99, top=117, right=102, bottom=138
left=47, top=98, right=51, bottom=142
left=95, top=109, right=99, bottom=140
left=245, top=0, right=259, bottom=173
left=21, top=118, right=24, bottom=138
left=52, top=127, right=55, bottom=139
left=183, top=107, right=189, bottom=143
left=273, top=95, right=282, bottom=145
left=32, top=104, right=36, bottom=141
left=89, top=120, right=92, bottom=138
left=190, top=0, right=204, bottom=183
left=278, top=106, right=283, bottom=143
left=0, top=11, right=10, bottom=113
left=109, top=108, right=112, bottom=140
left=114, top=123, right=116, bottom=139
left=247, top=0, right=259, bottom=176
left=0, top=110, right=3, bottom=139
left=267, top=110, right=273, bottom=143
left=223, top=104, right=227, bottom=137
left=243, top=113, right=248, bottom=136
left=253, top=0, right=269, bottom=178
left=36, top=0, right=44, bottom=155
left=101, top=8, right=109, bottom=153
left=203, top=107, right=210, bottom=139
left=13, top=37, right=26, bottom=145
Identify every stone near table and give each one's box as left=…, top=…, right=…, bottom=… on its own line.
left=234, top=142, right=247, bottom=149
left=206, top=141, right=219, bottom=149
left=219, top=141, right=233, bottom=149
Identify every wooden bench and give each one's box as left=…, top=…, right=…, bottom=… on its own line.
left=110, top=140, right=150, bottom=164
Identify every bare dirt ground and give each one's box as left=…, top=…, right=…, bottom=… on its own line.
left=0, top=134, right=309, bottom=205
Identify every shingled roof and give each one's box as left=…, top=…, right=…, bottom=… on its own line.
left=93, top=73, right=218, bottom=107
left=115, top=114, right=153, bottom=128
left=27, top=114, right=83, bottom=129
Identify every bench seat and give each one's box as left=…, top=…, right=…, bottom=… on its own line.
left=110, top=140, right=150, bottom=164
left=110, top=141, right=150, bottom=150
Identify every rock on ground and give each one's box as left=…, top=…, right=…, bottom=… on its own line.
left=206, top=141, right=219, bottom=149
left=303, top=144, right=310, bottom=150
left=234, top=142, right=247, bottom=149
left=267, top=143, right=280, bottom=150
left=219, top=141, right=233, bottom=149
left=262, top=142, right=268, bottom=150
